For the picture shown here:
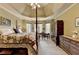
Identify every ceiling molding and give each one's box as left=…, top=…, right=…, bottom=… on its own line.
left=0, top=4, right=49, bottom=21
left=55, top=3, right=77, bottom=19
left=0, top=3, right=75, bottom=22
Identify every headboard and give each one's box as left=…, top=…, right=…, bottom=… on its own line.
left=0, top=28, right=14, bottom=35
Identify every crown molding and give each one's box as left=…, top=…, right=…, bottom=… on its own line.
left=55, top=3, right=77, bottom=19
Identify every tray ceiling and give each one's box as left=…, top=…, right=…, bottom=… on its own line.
left=0, top=3, right=73, bottom=21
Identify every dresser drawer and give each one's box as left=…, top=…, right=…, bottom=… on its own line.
left=70, top=44, right=79, bottom=55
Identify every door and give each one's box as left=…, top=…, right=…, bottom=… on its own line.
left=57, top=20, right=64, bottom=35
left=56, top=20, right=64, bottom=46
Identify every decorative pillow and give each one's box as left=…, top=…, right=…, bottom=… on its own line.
left=8, top=29, right=15, bottom=34
left=13, top=28, right=19, bottom=33
left=18, top=28, right=23, bottom=33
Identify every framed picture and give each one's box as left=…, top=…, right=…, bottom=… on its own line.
left=76, top=17, right=79, bottom=26
left=0, top=16, right=11, bottom=26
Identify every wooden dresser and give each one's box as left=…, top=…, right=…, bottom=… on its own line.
left=60, top=35, right=79, bottom=55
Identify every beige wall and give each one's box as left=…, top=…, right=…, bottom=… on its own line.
left=0, top=8, right=17, bottom=29
left=56, top=4, right=79, bottom=36
left=0, top=8, right=26, bottom=31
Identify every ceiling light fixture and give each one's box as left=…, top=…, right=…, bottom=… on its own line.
left=31, top=3, right=40, bottom=9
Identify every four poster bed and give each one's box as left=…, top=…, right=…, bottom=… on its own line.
left=0, top=28, right=37, bottom=55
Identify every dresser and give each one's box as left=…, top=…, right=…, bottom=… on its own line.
left=60, top=35, right=79, bottom=55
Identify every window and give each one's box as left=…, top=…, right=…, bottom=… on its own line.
left=26, top=23, right=32, bottom=33
left=38, top=24, right=43, bottom=33
left=45, top=23, right=51, bottom=33
left=34, top=24, right=36, bottom=32
left=34, top=24, right=43, bottom=33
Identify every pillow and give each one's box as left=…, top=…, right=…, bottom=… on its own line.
left=8, top=29, right=15, bottom=34
left=18, top=28, right=23, bottom=33
left=13, top=28, right=23, bottom=33
left=13, top=28, right=19, bottom=33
